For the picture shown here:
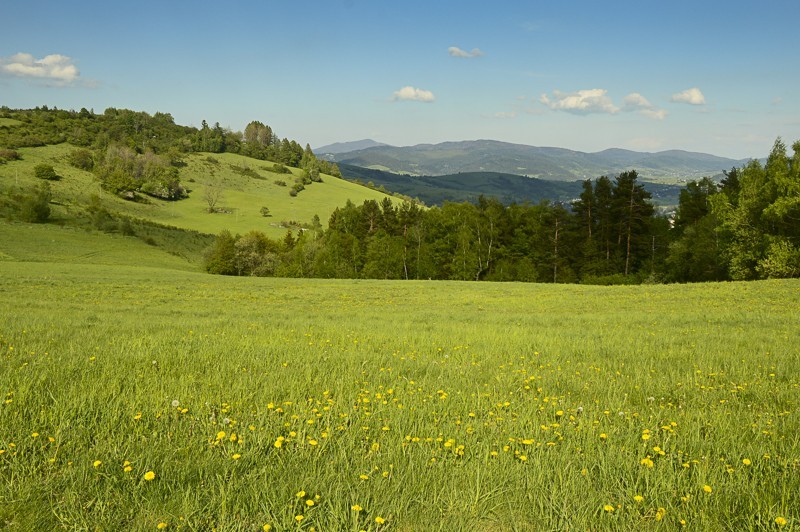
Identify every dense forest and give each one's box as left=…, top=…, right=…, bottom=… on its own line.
left=2, top=107, right=798, bottom=283
left=206, top=139, right=799, bottom=283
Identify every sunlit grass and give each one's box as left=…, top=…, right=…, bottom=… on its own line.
left=1, top=262, right=798, bottom=529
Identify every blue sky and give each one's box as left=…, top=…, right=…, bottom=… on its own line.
left=1, top=0, right=798, bottom=159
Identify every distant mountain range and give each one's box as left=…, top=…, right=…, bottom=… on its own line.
left=317, top=139, right=752, bottom=182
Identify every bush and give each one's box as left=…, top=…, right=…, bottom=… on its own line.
left=272, top=163, right=291, bottom=174
left=260, top=206, right=271, bottom=217
left=0, top=148, right=20, bottom=163
left=34, top=163, right=58, bottom=180
left=68, top=149, right=94, bottom=170
left=18, top=183, right=51, bottom=223
left=274, top=179, right=287, bottom=187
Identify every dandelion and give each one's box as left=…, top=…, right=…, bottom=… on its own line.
left=93, top=460, right=102, bottom=468
left=215, top=431, right=226, bottom=441
left=375, top=516, right=386, bottom=524
left=655, top=507, right=666, bottom=521
left=742, top=458, right=752, bottom=466
left=232, top=453, right=241, bottom=460
left=599, top=433, right=608, bottom=441
left=359, top=474, right=369, bottom=480
left=157, top=523, right=168, bottom=529
left=144, top=471, right=156, bottom=481
left=603, top=504, right=615, bottom=513
left=775, top=517, right=788, bottom=527
left=634, top=495, right=644, bottom=503
left=296, top=490, right=306, bottom=498
left=703, top=485, right=712, bottom=494
left=640, top=456, right=654, bottom=468
left=263, top=525, right=272, bottom=532
left=295, top=515, right=304, bottom=523
left=351, top=504, right=363, bottom=512
left=171, top=399, right=180, bottom=408
left=306, top=499, right=315, bottom=507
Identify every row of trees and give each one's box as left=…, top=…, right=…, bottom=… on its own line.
left=204, top=139, right=799, bottom=283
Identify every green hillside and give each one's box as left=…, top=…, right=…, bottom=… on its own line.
left=0, top=143, right=402, bottom=270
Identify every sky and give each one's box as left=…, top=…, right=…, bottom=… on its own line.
left=1, top=0, right=799, bottom=160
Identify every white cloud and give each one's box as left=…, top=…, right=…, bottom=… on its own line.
left=671, top=87, right=706, bottom=105
left=0, top=52, right=80, bottom=85
left=539, top=88, right=619, bottom=115
left=622, top=92, right=667, bottom=120
left=392, top=86, right=435, bottom=103
left=448, top=46, right=484, bottom=59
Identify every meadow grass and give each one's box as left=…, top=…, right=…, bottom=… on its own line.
left=1, top=261, right=798, bottom=530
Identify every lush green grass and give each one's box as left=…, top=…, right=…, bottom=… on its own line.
left=0, top=220, right=198, bottom=271
left=0, top=118, right=23, bottom=128
left=1, top=261, right=798, bottom=530
left=0, top=144, right=401, bottom=239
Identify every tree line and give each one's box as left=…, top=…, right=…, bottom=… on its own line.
left=204, top=139, right=799, bottom=283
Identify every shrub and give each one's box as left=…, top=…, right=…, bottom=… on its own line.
left=274, top=179, right=287, bottom=187
left=18, top=183, right=51, bottom=223
left=0, top=148, right=20, bottom=163
left=68, top=149, right=94, bottom=170
left=34, top=163, right=58, bottom=180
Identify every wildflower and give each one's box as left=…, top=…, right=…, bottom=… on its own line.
left=296, top=490, right=306, bottom=498
left=263, top=525, right=272, bottom=532
left=93, top=460, right=102, bottom=468
left=359, top=474, right=369, bottom=480
left=603, top=504, right=615, bottom=513
left=124, top=465, right=133, bottom=473
left=144, top=471, right=156, bottom=481
left=171, top=399, right=180, bottom=408
left=157, top=523, right=168, bottom=529
left=295, top=515, right=304, bottom=523
left=703, top=485, right=712, bottom=494
left=633, top=495, right=644, bottom=503
left=775, top=517, right=788, bottom=527
left=655, top=507, right=666, bottom=521
left=232, top=454, right=241, bottom=460
left=216, top=431, right=226, bottom=441
left=742, top=458, right=752, bottom=466
left=599, top=433, right=608, bottom=441
left=306, top=499, right=315, bottom=507
left=351, top=504, right=363, bottom=512
left=375, top=516, right=386, bottom=524
left=640, top=456, right=654, bottom=468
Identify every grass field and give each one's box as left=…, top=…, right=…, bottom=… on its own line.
left=1, top=259, right=798, bottom=530
left=0, top=144, right=400, bottom=239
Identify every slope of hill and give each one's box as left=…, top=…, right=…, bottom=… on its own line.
left=339, top=163, right=683, bottom=207
left=331, top=140, right=750, bottom=181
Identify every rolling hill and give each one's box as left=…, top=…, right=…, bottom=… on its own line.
left=325, top=139, right=751, bottom=182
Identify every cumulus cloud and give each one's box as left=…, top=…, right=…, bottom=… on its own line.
left=392, top=86, right=435, bottom=103
left=539, top=88, right=619, bottom=115
left=448, top=46, right=484, bottom=59
left=671, top=87, right=706, bottom=105
left=622, top=92, right=667, bottom=120
left=0, top=52, right=81, bottom=85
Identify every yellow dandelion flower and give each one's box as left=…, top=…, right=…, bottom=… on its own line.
left=742, top=458, right=752, bottom=466
left=655, top=507, right=666, bottom=521
left=93, top=460, right=102, bottom=468
left=359, top=474, right=369, bottom=480
left=351, top=504, right=363, bottom=512
left=296, top=490, right=306, bottom=498
left=124, top=466, right=133, bottom=473
left=775, top=517, right=788, bottom=527
left=634, top=495, right=644, bottom=503
left=703, top=485, right=712, bottom=494
left=216, top=431, right=226, bottom=441
left=263, top=525, right=272, bottom=532
left=640, top=456, right=654, bottom=468
left=603, top=504, right=615, bottom=513
left=157, top=523, right=168, bottom=529
left=306, top=499, right=315, bottom=507
left=599, top=433, right=608, bottom=440
left=232, top=453, right=241, bottom=460
left=295, top=515, right=304, bottom=523
left=144, top=471, right=156, bottom=481
left=375, top=516, right=386, bottom=524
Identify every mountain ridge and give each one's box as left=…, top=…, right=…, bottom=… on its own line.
left=323, top=139, right=754, bottom=181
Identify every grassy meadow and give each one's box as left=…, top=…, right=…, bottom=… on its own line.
left=1, top=260, right=798, bottom=530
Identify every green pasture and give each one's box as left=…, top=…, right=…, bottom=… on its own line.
left=1, top=260, right=798, bottom=530
left=0, top=145, right=399, bottom=239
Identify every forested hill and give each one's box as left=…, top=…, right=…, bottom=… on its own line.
left=326, top=139, right=752, bottom=181
left=338, top=163, right=683, bottom=207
